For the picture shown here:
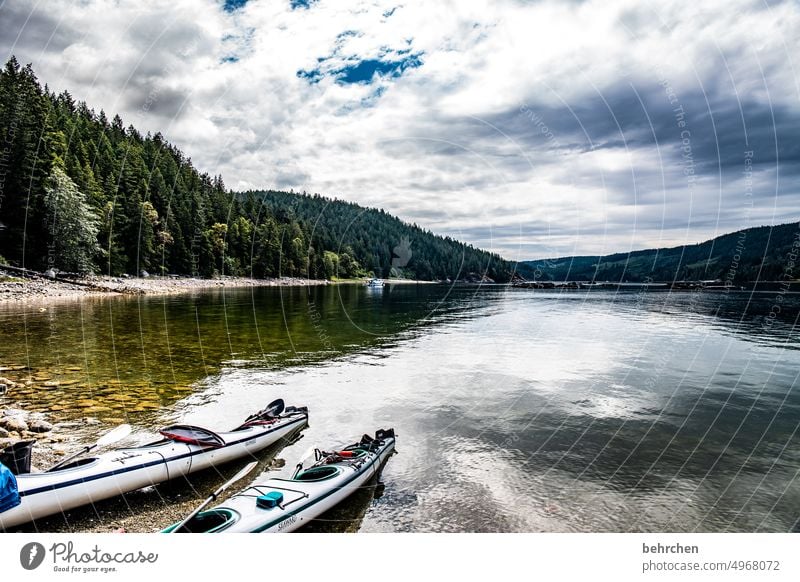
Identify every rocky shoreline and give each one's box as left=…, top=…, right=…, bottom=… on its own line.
left=0, top=272, right=331, bottom=489
left=0, top=403, right=68, bottom=471
left=0, top=272, right=329, bottom=303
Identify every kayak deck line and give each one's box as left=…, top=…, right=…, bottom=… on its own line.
left=0, top=400, right=309, bottom=530
left=163, top=428, right=396, bottom=533
left=18, top=414, right=308, bottom=498
left=251, top=442, right=388, bottom=533
left=234, top=484, right=311, bottom=511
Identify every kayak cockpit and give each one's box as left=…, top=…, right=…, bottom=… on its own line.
left=46, top=457, right=100, bottom=472
left=295, top=465, right=342, bottom=482
left=166, top=508, right=239, bottom=533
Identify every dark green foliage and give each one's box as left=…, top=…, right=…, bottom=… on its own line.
left=525, top=222, right=800, bottom=283
left=0, top=58, right=513, bottom=281
left=43, top=165, right=100, bottom=272
left=247, top=190, right=514, bottom=282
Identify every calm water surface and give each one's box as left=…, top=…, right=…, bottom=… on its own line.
left=1, top=284, right=799, bottom=532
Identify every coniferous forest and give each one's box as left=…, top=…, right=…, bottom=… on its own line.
left=0, top=58, right=514, bottom=282
left=524, top=221, right=800, bottom=283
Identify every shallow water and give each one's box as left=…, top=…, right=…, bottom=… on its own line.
left=2, top=284, right=799, bottom=532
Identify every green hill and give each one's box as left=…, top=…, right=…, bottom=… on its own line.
left=524, top=222, right=800, bottom=283
left=244, top=190, right=513, bottom=281
left=0, top=57, right=513, bottom=282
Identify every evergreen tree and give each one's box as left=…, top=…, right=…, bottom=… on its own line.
left=0, top=57, right=516, bottom=281
left=42, top=165, right=99, bottom=272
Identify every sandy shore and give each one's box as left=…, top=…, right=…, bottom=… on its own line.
left=0, top=273, right=330, bottom=304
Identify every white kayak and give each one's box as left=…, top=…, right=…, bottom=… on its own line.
left=0, top=401, right=309, bottom=530
left=164, top=428, right=396, bottom=533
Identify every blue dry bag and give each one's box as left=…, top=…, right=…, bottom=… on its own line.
left=0, top=461, right=21, bottom=513
left=256, top=491, right=284, bottom=509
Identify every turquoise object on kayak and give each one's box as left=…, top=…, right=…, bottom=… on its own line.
left=161, top=428, right=397, bottom=533
left=256, top=491, right=284, bottom=509
left=0, top=462, right=20, bottom=514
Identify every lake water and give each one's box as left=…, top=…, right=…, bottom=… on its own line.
left=1, top=284, right=799, bottom=532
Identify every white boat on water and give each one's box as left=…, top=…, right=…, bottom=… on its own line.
left=366, top=278, right=385, bottom=288
left=163, top=428, right=396, bottom=533
left=0, top=400, right=308, bottom=530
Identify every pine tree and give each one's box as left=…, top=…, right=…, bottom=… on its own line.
left=0, top=57, right=516, bottom=281
left=42, top=165, right=100, bottom=272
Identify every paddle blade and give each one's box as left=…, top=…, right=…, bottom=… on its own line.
left=47, top=423, right=132, bottom=472
left=297, top=445, right=316, bottom=466
left=263, top=398, right=285, bottom=418
left=96, top=424, right=132, bottom=447
left=292, top=445, right=317, bottom=478
left=244, top=399, right=286, bottom=424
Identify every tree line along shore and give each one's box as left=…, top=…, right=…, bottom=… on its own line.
left=0, top=57, right=515, bottom=286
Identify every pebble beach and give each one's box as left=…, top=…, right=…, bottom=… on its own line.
left=0, top=272, right=329, bottom=303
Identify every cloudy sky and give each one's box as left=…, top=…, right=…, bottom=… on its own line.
left=1, top=0, right=798, bottom=260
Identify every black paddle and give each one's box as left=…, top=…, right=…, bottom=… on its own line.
left=243, top=398, right=285, bottom=425
left=47, top=424, right=132, bottom=472
left=261, top=398, right=285, bottom=418
left=171, top=461, right=258, bottom=533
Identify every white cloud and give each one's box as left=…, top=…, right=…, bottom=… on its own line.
left=1, top=0, right=799, bottom=259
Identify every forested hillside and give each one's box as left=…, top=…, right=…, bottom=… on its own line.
left=0, top=57, right=514, bottom=282
left=525, top=222, right=800, bottom=283
left=248, top=190, right=512, bottom=281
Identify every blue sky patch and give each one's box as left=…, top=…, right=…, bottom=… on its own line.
left=291, top=0, right=318, bottom=9
left=337, top=55, right=421, bottom=84
left=361, top=86, right=387, bottom=107
left=223, top=0, right=248, bottom=12
left=219, top=26, right=255, bottom=64
left=297, top=68, right=322, bottom=83
left=298, top=51, right=423, bottom=86
left=336, top=30, right=361, bottom=43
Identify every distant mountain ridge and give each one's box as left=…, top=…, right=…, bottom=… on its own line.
left=523, top=222, right=800, bottom=283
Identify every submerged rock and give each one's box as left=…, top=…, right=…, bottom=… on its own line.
left=1, top=417, right=28, bottom=432
left=28, top=419, right=54, bottom=433
left=82, top=406, right=112, bottom=414
left=0, top=377, right=21, bottom=391
left=107, top=394, right=134, bottom=402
